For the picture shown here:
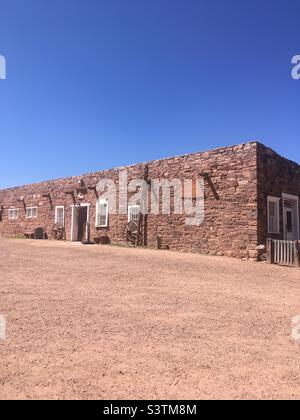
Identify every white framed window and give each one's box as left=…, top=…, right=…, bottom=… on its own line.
left=128, top=205, right=141, bottom=223
left=95, top=199, right=109, bottom=227
left=55, top=206, right=65, bottom=225
left=267, top=196, right=280, bottom=234
left=8, top=209, right=19, bottom=220
left=26, top=206, right=38, bottom=219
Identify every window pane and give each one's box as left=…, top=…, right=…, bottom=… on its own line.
left=269, top=216, right=275, bottom=232
left=26, top=207, right=38, bottom=218
left=129, top=206, right=140, bottom=223
left=268, top=199, right=278, bottom=233
left=287, top=211, right=293, bottom=232
left=97, top=201, right=108, bottom=226
left=9, top=209, right=19, bottom=219
left=99, top=215, right=106, bottom=225
left=57, top=208, right=64, bottom=225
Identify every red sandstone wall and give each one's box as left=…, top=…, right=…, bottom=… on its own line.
left=0, top=142, right=258, bottom=258
left=257, top=143, right=300, bottom=245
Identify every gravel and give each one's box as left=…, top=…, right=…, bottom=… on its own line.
left=0, top=238, right=300, bottom=400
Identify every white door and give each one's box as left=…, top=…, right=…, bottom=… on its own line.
left=71, top=206, right=79, bottom=241
left=284, top=208, right=294, bottom=241
left=71, top=204, right=90, bottom=242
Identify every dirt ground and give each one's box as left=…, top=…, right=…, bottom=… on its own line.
left=0, top=238, right=300, bottom=400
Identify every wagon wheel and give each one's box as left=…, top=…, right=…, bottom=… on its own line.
left=124, top=221, right=138, bottom=245
left=51, top=223, right=65, bottom=240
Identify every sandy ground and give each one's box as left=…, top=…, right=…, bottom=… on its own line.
left=0, top=238, right=300, bottom=400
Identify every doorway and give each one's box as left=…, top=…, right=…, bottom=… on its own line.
left=283, top=194, right=299, bottom=241
left=71, top=204, right=90, bottom=242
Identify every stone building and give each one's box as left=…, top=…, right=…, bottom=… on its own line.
left=0, top=141, right=299, bottom=260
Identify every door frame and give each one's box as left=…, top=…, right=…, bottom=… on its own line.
left=282, top=193, right=299, bottom=241
left=70, top=203, right=90, bottom=241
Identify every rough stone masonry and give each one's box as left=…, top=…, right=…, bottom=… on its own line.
left=0, top=141, right=299, bottom=260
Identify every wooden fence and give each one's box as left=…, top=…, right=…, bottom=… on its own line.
left=266, top=239, right=300, bottom=267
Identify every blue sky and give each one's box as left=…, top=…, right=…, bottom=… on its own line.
left=0, top=0, right=299, bottom=188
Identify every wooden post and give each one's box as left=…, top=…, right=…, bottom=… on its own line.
left=294, top=241, right=300, bottom=268
left=155, top=235, right=160, bottom=249
left=136, top=212, right=142, bottom=246
left=266, top=239, right=272, bottom=264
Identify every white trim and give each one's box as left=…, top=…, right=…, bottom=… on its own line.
left=70, top=203, right=90, bottom=220
left=282, top=193, right=299, bottom=240
left=70, top=206, right=75, bottom=242
left=267, top=196, right=280, bottom=234
left=55, top=206, right=65, bottom=225
left=70, top=203, right=90, bottom=242
left=8, top=208, right=19, bottom=220
left=128, top=205, right=141, bottom=223
left=26, top=206, right=38, bottom=219
left=82, top=203, right=90, bottom=223
left=95, top=199, right=109, bottom=227
left=282, top=193, right=299, bottom=201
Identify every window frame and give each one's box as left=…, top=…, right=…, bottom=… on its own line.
left=128, top=205, right=141, bottom=223
left=8, top=208, right=19, bottom=220
left=55, top=206, right=65, bottom=226
left=267, top=196, right=280, bottom=234
left=26, top=206, right=38, bottom=219
left=95, top=199, right=109, bottom=228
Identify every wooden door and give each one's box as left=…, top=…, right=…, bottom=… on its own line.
left=77, top=206, right=88, bottom=242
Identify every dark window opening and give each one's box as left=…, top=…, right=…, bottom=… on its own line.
left=286, top=211, right=293, bottom=233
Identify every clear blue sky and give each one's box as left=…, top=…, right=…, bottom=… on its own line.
left=0, top=0, right=299, bottom=188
